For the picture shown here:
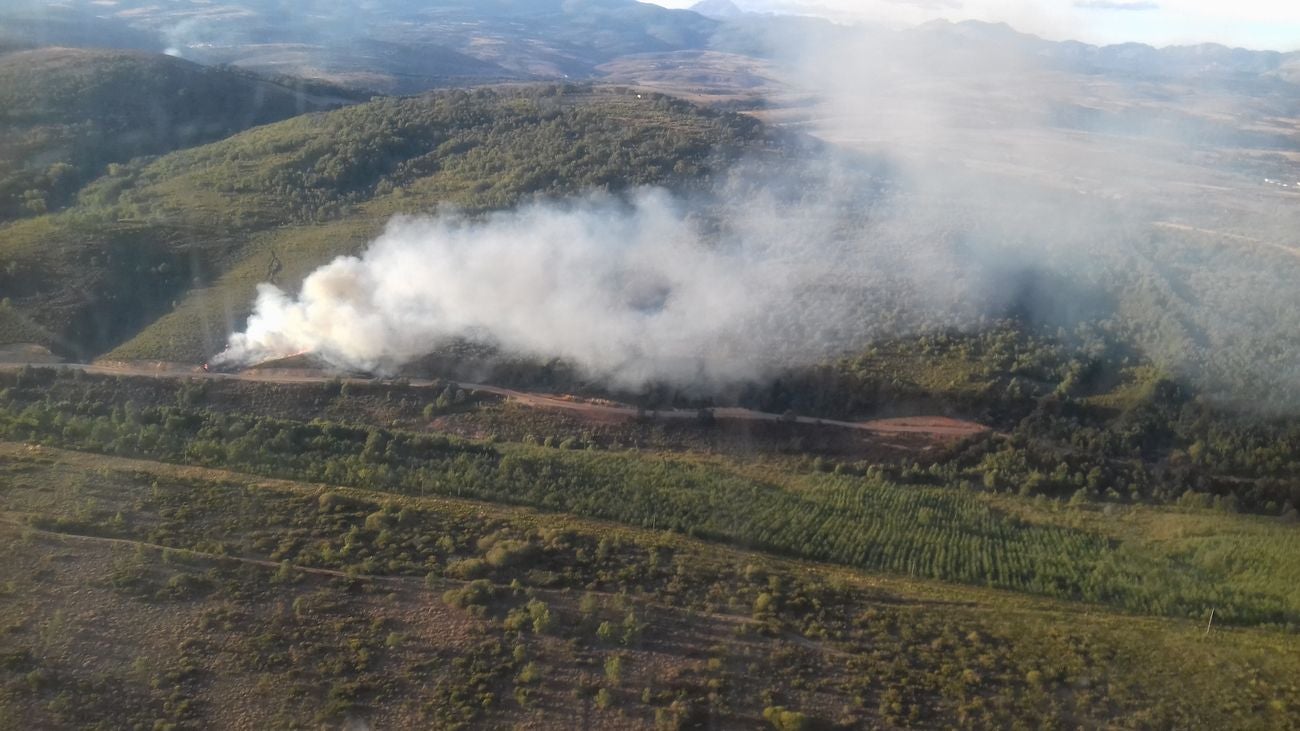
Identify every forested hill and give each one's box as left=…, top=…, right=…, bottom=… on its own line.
left=0, top=86, right=773, bottom=361
left=0, top=47, right=363, bottom=224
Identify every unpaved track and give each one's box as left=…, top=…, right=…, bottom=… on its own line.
left=1154, top=221, right=1300, bottom=260
left=0, top=360, right=988, bottom=439
left=0, top=515, right=401, bottom=584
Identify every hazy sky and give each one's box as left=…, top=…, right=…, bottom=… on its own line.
left=651, top=0, right=1300, bottom=50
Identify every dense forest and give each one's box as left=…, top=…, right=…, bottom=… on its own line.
left=404, top=322, right=1300, bottom=519
left=750, top=327, right=1300, bottom=514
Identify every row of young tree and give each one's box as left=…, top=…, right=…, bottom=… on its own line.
left=0, top=369, right=1295, bottom=626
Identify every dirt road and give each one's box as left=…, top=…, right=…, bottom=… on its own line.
left=0, top=359, right=989, bottom=439
left=1154, top=221, right=1300, bottom=260
left=457, top=389, right=986, bottom=437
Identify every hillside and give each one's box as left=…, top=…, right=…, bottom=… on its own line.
left=0, top=86, right=771, bottom=360
left=0, top=47, right=360, bottom=223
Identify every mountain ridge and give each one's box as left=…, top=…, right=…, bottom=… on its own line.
left=4, top=0, right=1296, bottom=92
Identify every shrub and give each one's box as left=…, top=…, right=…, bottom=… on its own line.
left=596, top=621, right=616, bottom=643
left=516, top=661, right=542, bottom=685
left=763, top=706, right=812, bottom=731
left=604, top=654, right=624, bottom=684
left=445, top=558, right=489, bottom=579
left=442, top=579, right=496, bottom=609
left=158, top=572, right=214, bottom=600
left=527, top=599, right=554, bottom=634
left=484, top=540, right=538, bottom=569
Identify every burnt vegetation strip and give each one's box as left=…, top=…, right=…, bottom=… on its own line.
left=2, top=366, right=1300, bottom=627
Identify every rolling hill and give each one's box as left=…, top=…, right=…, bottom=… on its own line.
left=0, top=47, right=361, bottom=224
left=0, top=85, right=772, bottom=361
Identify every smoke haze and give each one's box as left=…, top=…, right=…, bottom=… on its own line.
left=217, top=159, right=1137, bottom=388
left=218, top=183, right=971, bottom=386
left=221, top=190, right=786, bottom=385
left=219, top=15, right=1300, bottom=401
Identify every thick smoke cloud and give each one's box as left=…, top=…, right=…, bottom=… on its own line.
left=217, top=160, right=1132, bottom=387
left=219, top=189, right=853, bottom=385
left=219, top=174, right=1016, bottom=386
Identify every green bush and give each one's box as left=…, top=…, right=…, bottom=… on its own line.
left=484, top=539, right=538, bottom=569
left=445, top=558, right=489, bottom=580
left=762, top=706, right=812, bottom=731
left=442, top=579, right=497, bottom=609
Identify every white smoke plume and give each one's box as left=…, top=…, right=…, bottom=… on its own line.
left=218, top=188, right=894, bottom=386
left=216, top=159, right=1137, bottom=388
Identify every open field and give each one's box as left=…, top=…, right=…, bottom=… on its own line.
left=2, top=444, right=1299, bottom=729
left=1, top=368, right=1299, bottom=627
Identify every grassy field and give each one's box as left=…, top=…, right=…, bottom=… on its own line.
left=996, top=496, right=1300, bottom=622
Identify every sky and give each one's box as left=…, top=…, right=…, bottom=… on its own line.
left=651, top=0, right=1300, bottom=51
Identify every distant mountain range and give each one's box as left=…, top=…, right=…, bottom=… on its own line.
left=691, top=0, right=745, bottom=19
left=906, top=19, right=1299, bottom=80
left=0, top=0, right=716, bottom=91
left=2, top=0, right=1296, bottom=92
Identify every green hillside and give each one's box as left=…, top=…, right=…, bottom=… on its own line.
left=0, top=47, right=359, bottom=224
left=0, top=85, right=767, bottom=360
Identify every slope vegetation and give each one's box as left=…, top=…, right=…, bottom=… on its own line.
left=0, top=85, right=769, bottom=360
left=0, top=47, right=359, bottom=223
